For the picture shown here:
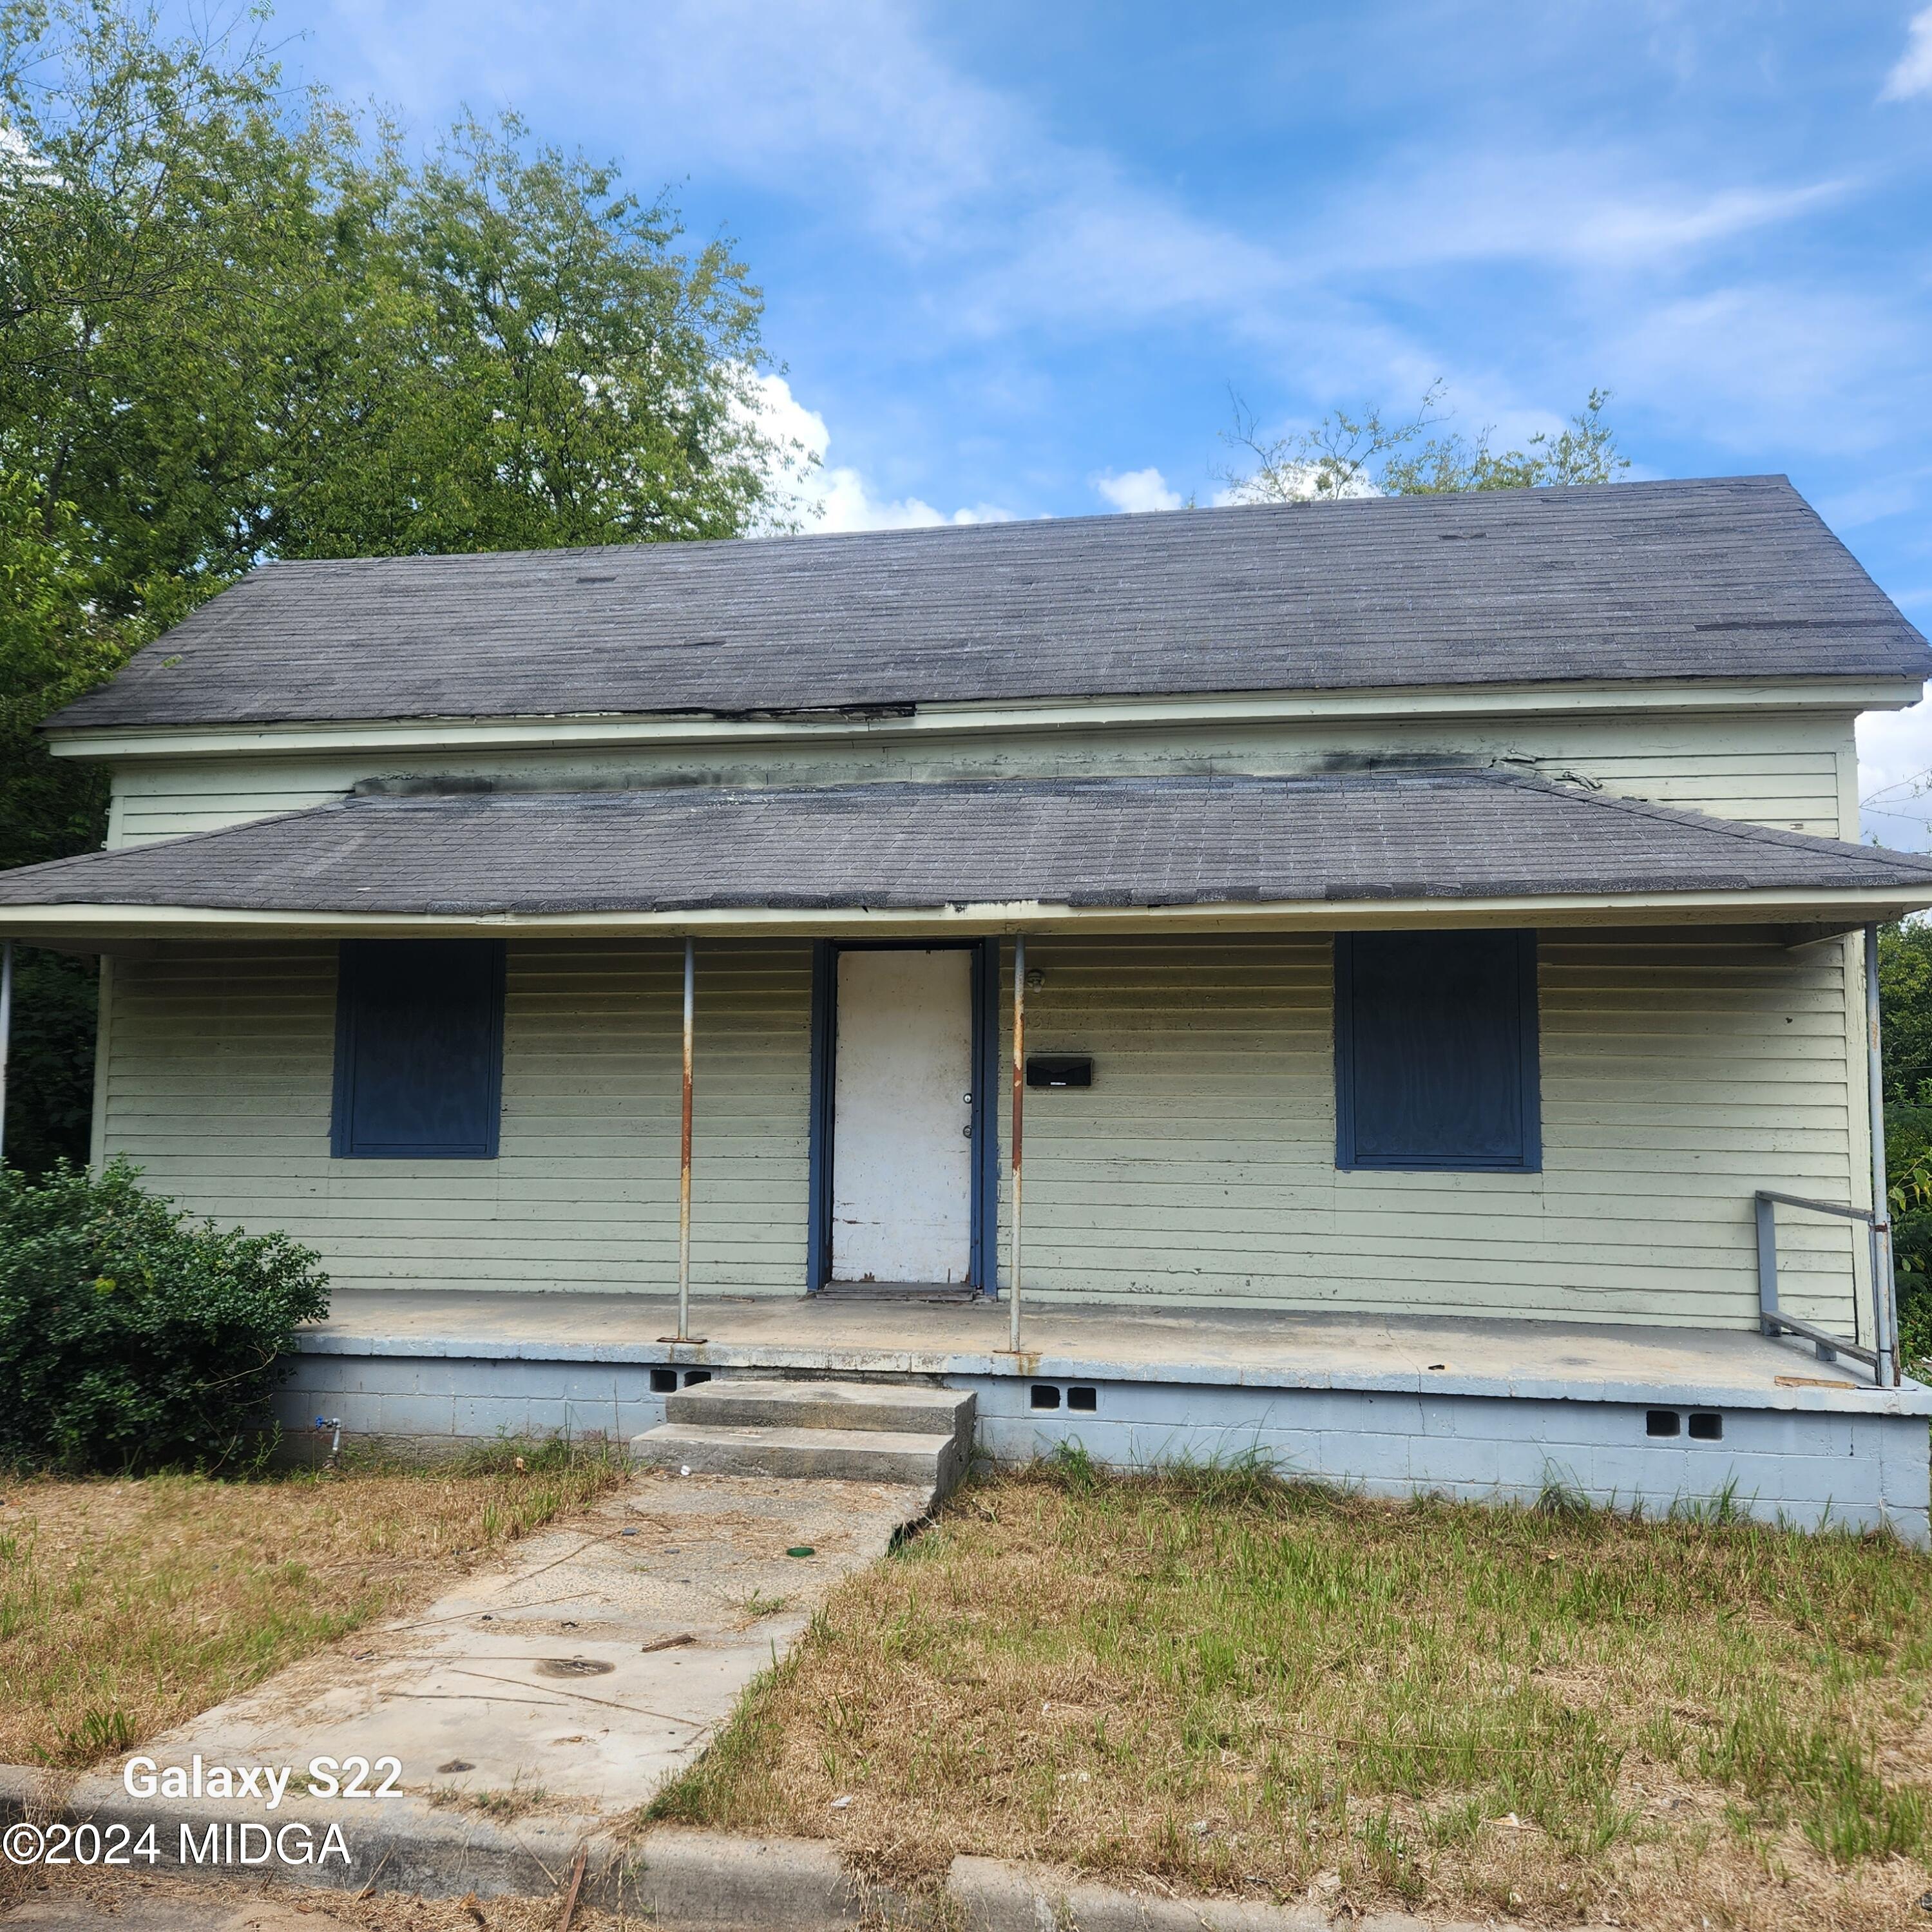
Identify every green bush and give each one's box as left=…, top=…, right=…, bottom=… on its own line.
left=1888, top=1102, right=1932, bottom=1381
left=0, top=1159, right=329, bottom=1473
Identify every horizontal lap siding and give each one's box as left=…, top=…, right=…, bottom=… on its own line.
left=104, top=710, right=1855, bottom=846
left=99, top=931, right=1868, bottom=1333
left=997, top=933, right=1866, bottom=1334
left=100, top=941, right=810, bottom=1296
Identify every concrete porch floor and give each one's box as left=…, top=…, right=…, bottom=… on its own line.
left=302, top=1290, right=1932, bottom=1419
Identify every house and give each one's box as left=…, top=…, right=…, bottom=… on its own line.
left=4, top=474, right=1931, bottom=1536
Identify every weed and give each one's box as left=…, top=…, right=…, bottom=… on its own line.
left=46, top=1706, right=135, bottom=1765
left=1041, top=1442, right=1100, bottom=1489
left=1534, top=1470, right=1595, bottom=1521
left=428, top=1770, right=551, bottom=1822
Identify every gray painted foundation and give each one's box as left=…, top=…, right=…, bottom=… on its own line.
left=277, top=1344, right=1932, bottom=1544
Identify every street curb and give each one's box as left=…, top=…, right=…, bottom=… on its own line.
left=946, top=1856, right=1506, bottom=1932
left=0, top=1765, right=618, bottom=1902
left=2, top=1767, right=1534, bottom=1930
left=627, top=1829, right=877, bottom=1927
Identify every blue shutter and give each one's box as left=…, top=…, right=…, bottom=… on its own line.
left=331, top=941, right=505, bottom=1158
left=1335, top=930, right=1539, bottom=1172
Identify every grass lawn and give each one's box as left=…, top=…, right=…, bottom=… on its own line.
left=651, top=1458, right=1932, bottom=1931
left=0, top=1442, right=627, bottom=1768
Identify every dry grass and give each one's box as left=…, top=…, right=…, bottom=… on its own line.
left=649, top=1457, right=1932, bottom=1930
left=0, top=1440, right=627, bottom=1769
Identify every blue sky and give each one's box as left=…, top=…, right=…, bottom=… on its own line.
left=266, top=0, right=1932, bottom=837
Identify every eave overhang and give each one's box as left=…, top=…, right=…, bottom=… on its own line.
left=41, top=674, right=1928, bottom=764
left=5, top=888, right=1932, bottom=953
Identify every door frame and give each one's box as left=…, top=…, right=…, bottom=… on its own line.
left=807, top=938, right=1000, bottom=1294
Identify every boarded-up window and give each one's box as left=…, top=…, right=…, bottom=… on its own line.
left=1334, top=931, right=1540, bottom=1172
left=330, top=941, right=505, bottom=1159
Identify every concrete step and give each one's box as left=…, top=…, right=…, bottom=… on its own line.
left=631, top=1420, right=966, bottom=1493
left=665, top=1377, right=975, bottom=1439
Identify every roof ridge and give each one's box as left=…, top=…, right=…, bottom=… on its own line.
left=230, top=474, right=1804, bottom=575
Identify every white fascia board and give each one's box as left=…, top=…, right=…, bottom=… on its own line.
left=6, top=883, right=1932, bottom=944
left=43, top=676, right=1923, bottom=764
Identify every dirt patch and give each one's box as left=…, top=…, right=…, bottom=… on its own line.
left=3, top=1868, right=635, bottom=1928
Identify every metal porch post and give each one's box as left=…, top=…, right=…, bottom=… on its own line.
left=1865, top=924, right=1899, bottom=1386
left=678, top=937, right=695, bottom=1344
left=1754, top=1191, right=1779, bottom=1332
left=1009, top=933, right=1025, bottom=1352
left=0, top=940, right=12, bottom=1169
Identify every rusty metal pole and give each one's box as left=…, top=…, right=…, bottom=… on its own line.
left=678, top=936, right=694, bottom=1344
left=1009, top=933, right=1025, bottom=1352
left=1865, top=924, right=1899, bottom=1386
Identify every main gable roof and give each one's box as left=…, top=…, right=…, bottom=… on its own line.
left=49, top=475, right=1931, bottom=734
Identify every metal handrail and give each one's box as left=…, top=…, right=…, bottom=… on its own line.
left=1754, top=1189, right=1892, bottom=1386
left=1754, top=1189, right=1875, bottom=1225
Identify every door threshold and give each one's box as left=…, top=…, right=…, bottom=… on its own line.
left=814, top=1281, right=986, bottom=1305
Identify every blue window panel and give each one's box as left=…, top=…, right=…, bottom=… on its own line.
left=1335, top=930, right=1540, bottom=1172
left=331, top=940, right=505, bottom=1159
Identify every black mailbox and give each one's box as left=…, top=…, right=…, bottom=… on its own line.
left=1026, top=1055, right=1093, bottom=1089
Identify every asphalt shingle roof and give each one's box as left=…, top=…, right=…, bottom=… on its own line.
left=47, top=477, right=1931, bottom=733
left=5, top=770, right=1931, bottom=917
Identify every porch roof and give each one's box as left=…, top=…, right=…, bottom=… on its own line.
left=5, top=767, right=1932, bottom=941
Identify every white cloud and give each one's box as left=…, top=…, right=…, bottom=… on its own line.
left=1880, top=6, right=1932, bottom=100
left=309, top=0, right=1931, bottom=542
left=1308, top=158, right=1844, bottom=280
left=1859, top=686, right=1932, bottom=850
left=748, top=371, right=1011, bottom=533
left=1093, top=468, right=1183, bottom=514
left=1214, top=462, right=1381, bottom=507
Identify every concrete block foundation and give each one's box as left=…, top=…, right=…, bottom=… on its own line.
left=276, top=1292, right=1932, bottom=1544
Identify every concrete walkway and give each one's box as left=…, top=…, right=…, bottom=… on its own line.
left=108, top=1468, right=926, bottom=1831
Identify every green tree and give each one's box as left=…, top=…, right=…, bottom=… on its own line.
left=1219, top=382, right=1629, bottom=504
left=272, top=113, right=784, bottom=559
left=0, top=467, right=137, bottom=1172
left=1879, top=921, right=1932, bottom=1375
left=1, top=4, right=792, bottom=609
left=0, top=1, right=800, bottom=1169
left=1879, top=921, right=1932, bottom=1109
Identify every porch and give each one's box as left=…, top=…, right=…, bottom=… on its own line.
left=283, top=1288, right=1932, bottom=1540
left=5, top=765, right=1932, bottom=1533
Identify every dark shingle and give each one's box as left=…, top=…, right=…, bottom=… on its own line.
left=5, top=770, right=1931, bottom=916
left=46, top=477, right=1931, bottom=732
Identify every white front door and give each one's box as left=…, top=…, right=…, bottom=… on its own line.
left=832, top=948, right=974, bottom=1285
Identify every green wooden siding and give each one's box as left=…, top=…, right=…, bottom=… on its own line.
left=102, top=707, right=1859, bottom=848
left=101, top=940, right=810, bottom=1295
left=988, top=932, right=1865, bottom=1334
left=97, top=930, right=1867, bottom=1334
